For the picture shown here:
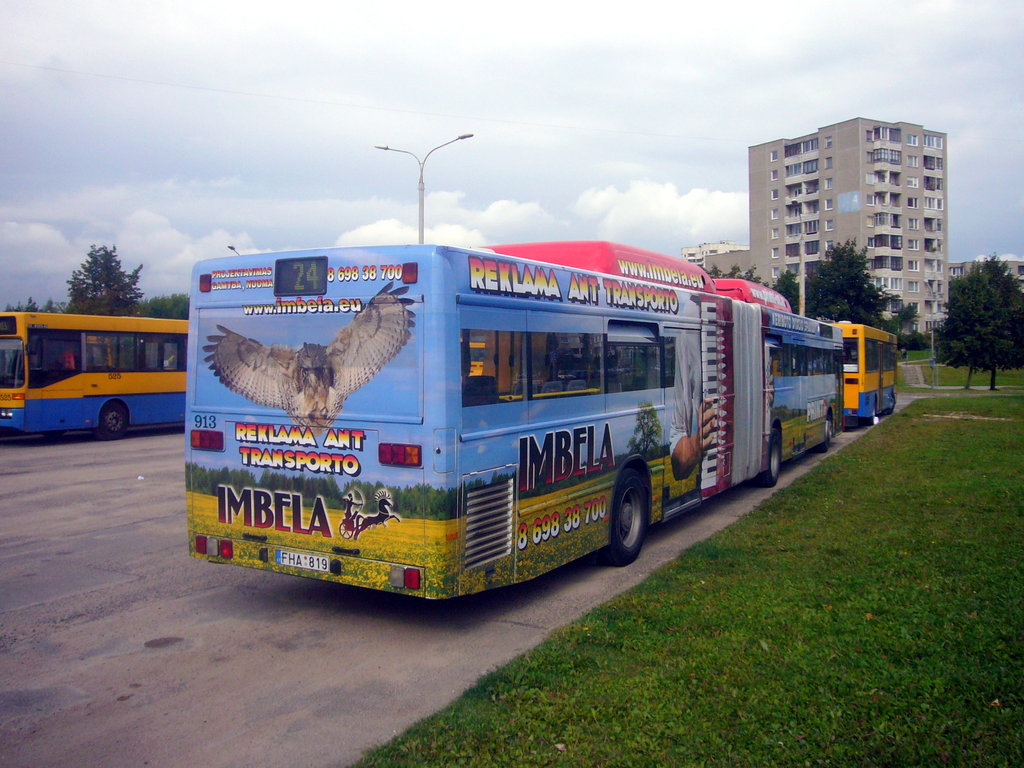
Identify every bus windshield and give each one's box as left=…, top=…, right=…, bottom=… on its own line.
left=0, top=339, right=25, bottom=388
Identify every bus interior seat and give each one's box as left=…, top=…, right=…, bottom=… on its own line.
left=463, top=375, right=497, bottom=406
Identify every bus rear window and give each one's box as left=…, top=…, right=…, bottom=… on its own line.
left=843, top=339, right=859, bottom=373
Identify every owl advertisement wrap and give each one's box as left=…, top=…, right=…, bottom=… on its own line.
left=187, top=246, right=721, bottom=598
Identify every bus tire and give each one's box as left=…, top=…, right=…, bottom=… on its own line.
left=754, top=428, right=782, bottom=487
left=599, top=469, right=649, bottom=567
left=96, top=402, right=128, bottom=441
left=812, top=413, right=833, bottom=453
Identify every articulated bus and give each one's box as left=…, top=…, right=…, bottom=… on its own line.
left=838, top=322, right=897, bottom=427
left=185, top=241, right=842, bottom=598
left=0, top=313, right=187, bottom=439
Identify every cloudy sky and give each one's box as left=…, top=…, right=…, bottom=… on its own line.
left=1, top=0, right=1021, bottom=308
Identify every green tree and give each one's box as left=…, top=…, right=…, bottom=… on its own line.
left=805, top=240, right=888, bottom=324
left=4, top=297, right=66, bottom=312
left=938, top=256, right=1024, bottom=390
left=66, top=244, right=144, bottom=316
left=772, top=270, right=800, bottom=312
left=707, top=263, right=766, bottom=285
left=879, top=304, right=920, bottom=350
left=137, top=293, right=190, bottom=319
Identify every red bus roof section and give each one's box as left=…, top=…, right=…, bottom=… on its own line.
left=488, top=241, right=715, bottom=294
left=713, top=279, right=792, bottom=312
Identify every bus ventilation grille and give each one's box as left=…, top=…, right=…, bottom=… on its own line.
left=463, top=478, right=514, bottom=570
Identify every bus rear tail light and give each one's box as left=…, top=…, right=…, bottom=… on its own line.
left=401, top=262, right=418, bottom=284
left=195, top=535, right=234, bottom=559
left=191, top=429, right=225, bottom=451
left=199, top=273, right=212, bottom=292
left=389, top=565, right=421, bottom=590
left=378, top=442, right=422, bottom=467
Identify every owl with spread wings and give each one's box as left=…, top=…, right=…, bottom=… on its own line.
left=203, top=282, right=415, bottom=432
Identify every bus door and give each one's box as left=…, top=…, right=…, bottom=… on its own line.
left=765, top=338, right=791, bottom=453
left=26, top=330, right=84, bottom=431
left=865, top=338, right=881, bottom=416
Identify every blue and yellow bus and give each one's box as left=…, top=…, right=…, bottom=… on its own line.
left=0, top=312, right=187, bottom=439
left=838, top=322, right=897, bottom=427
left=185, top=242, right=842, bottom=598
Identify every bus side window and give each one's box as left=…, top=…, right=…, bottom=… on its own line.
left=162, top=341, right=178, bottom=370
left=461, top=329, right=523, bottom=406
left=532, top=332, right=602, bottom=398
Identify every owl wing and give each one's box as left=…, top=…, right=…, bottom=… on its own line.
left=325, top=282, right=416, bottom=412
left=203, top=326, right=300, bottom=410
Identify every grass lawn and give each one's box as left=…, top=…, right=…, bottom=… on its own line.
left=355, top=396, right=1024, bottom=768
left=901, top=362, right=1024, bottom=389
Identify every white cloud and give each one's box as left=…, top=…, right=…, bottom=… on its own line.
left=0, top=221, right=80, bottom=305
left=574, top=182, right=748, bottom=246
left=336, top=192, right=560, bottom=249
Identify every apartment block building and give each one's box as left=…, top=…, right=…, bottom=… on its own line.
left=680, top=240, right=749, bottom=268
left=749, top=118, right=948, bottom=329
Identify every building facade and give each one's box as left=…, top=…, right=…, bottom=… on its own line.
left=948, top=255, right=1024, bottom=289
left=680, top=241, right=749, bottom=268
left=749, top=118, right=948, bottom=329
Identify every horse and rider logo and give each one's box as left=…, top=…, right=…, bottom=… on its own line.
left=338, top=488, right=400, bottom=540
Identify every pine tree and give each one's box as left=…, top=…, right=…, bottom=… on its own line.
left=66, top=245, right=144, bottom=316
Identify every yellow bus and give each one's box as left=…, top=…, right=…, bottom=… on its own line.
left=838, top=322, right=896, bottom=427
left=0, top=312, right=187, bottom=439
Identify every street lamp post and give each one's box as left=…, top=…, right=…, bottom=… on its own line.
left=374, top=134, right=474, bottom=244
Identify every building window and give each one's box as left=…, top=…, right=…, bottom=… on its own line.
left=907, top=176, right=919, bottom=188
left=824, top=198, right=834, bottom=210
left=770, top=208, right=779, bottom=220
left=771, top=228, right=780, bottom=239
left=771, top=189, right=779, bottom=200
left=824, top=157, right=833, bottom=169
left=907, top=134, right=919, bottom=146
left=907, top=259, right=919, bottom=271
left=924, top=197, right=944, bottom=211
left=866, top=194, right=877, bottom=206
left=923, top=135, right=943, bottom=149
left=907, top=197, right=919, bottom=209
left=770, top=149, right=779, bottom=161
left=866, top=172, right=877, bottom=185
left=906, top=155, right=920, bottom=168
left=824, top=177, right=833, bottom=190
left=771, top=247, right=779, bottom=259
left=770, top=169, right=779, bottom=181
left=907, top=218, right=919, bottom=230
left=824, top=135, right=833, bottom=148
left=908, top=281, right=919, bottom=292
left=825, top=219, right=834, bottom=231
left=908, top=239, right=920, bottom=250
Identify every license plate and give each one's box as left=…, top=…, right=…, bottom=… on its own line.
left=276, top=549, right=329, bottom=572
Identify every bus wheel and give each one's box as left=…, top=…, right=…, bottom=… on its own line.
left=812, top=414, right=833, bottom=453
left=599, top=469, right=649, bottom=567
left=96, top=402, right=128, bottom=441
left=755, top=428, right=782, bottom=487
